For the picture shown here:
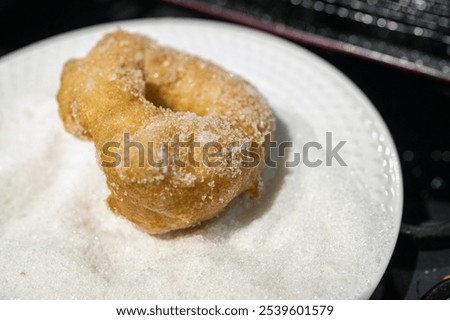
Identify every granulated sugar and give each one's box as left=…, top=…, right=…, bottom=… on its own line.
left=0, top=21, right=401, bottom=299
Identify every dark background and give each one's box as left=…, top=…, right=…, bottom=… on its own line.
left=1, top=0, right=449, bottom=299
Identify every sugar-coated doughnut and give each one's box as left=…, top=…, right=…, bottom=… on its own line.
left=57, top=30, right=275, bottom=234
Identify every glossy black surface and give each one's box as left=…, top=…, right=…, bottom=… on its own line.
left=166, top=0, right=450, bottom=81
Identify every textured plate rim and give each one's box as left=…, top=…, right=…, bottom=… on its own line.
left=0, top=18, right=403, bottom=299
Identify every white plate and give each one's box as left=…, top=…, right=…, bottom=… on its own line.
left=0, top=19, right=402, bottom=299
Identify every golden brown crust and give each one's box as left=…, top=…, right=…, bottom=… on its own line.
left=57, top=30, right=275, bottom=234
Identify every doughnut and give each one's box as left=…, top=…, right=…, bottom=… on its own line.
left=57, top=30, right=275, bottom=234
